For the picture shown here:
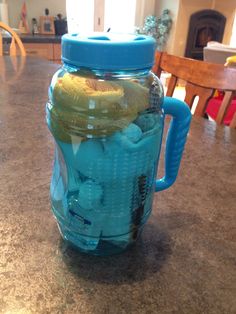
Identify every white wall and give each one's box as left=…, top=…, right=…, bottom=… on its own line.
left=135, top=0, right=156, bottom=27
left=5, top=0, right=66, bottom=29
left=230, top=13, right=236, bottom=46
left=214, top=0, right=236, bottom=44
left=155, top=0, right=180, bottom=54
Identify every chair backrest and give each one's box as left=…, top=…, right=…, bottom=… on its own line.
left=0, top=22, right=26, bottom=56
left=152, top=50, right=162, bottom=78
left=153, top=52, right=236, bottom=128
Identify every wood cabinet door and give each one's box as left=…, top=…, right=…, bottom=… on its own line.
left=53, top=44, right=61, bottom=62
left=24, top=43, right=54, bottom=60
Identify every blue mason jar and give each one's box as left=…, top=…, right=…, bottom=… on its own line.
left=46, top=33, right=191, bottom=255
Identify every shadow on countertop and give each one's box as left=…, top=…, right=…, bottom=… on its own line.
left=58, top=222, right=173, bottom=285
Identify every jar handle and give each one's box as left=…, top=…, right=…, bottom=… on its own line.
left=156, top=97, right=191, bottom=192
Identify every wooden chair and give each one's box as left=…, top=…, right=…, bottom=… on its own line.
left=153, top=52, right=236, bottom=128
left=0, top=21, right=26, bottom=56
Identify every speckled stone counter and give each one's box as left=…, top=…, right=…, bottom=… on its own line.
left=3, top=34, right=61, bottom=44
left=0, top=57, right=236, bottom=314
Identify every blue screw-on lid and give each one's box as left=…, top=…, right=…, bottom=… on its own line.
left=61, top=33, right=156, bottom=71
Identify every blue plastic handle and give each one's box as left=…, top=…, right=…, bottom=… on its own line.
left=156, top=97, right=192, bottom=192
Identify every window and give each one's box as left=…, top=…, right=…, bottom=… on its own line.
left=66, top=0, right=136, bottom=34
left=104, top=0, right=136, bottom=33
left=66, top=0, right=94, bottom=34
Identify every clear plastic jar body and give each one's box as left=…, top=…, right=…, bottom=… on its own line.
left=46, top=63, right=164, bottom=255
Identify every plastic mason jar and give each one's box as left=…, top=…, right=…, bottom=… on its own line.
left=46, top=33, right=191, bottom=255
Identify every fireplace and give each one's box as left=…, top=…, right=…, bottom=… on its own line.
left=185, top=10, right=226, bottom=60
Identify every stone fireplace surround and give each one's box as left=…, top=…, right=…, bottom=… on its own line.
left=185, top=9, right=226, bottom=60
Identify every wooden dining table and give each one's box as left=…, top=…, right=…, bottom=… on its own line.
left=0, top=56, right=235, bottom=314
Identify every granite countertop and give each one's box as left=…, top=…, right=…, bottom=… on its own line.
left=3, top=34, right=62, bottom=44
left=0, top=57, right=235, bottom=314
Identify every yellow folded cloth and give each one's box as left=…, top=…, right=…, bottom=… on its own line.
left=50, top=73, right=149, bottom=141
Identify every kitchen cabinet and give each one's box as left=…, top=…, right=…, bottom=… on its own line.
left=6, top=35, right=62, bottom=62
left=23, top=43, right=61, bottom=62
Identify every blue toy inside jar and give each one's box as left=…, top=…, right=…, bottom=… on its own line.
left=46, top=33, right=191, bottom=255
